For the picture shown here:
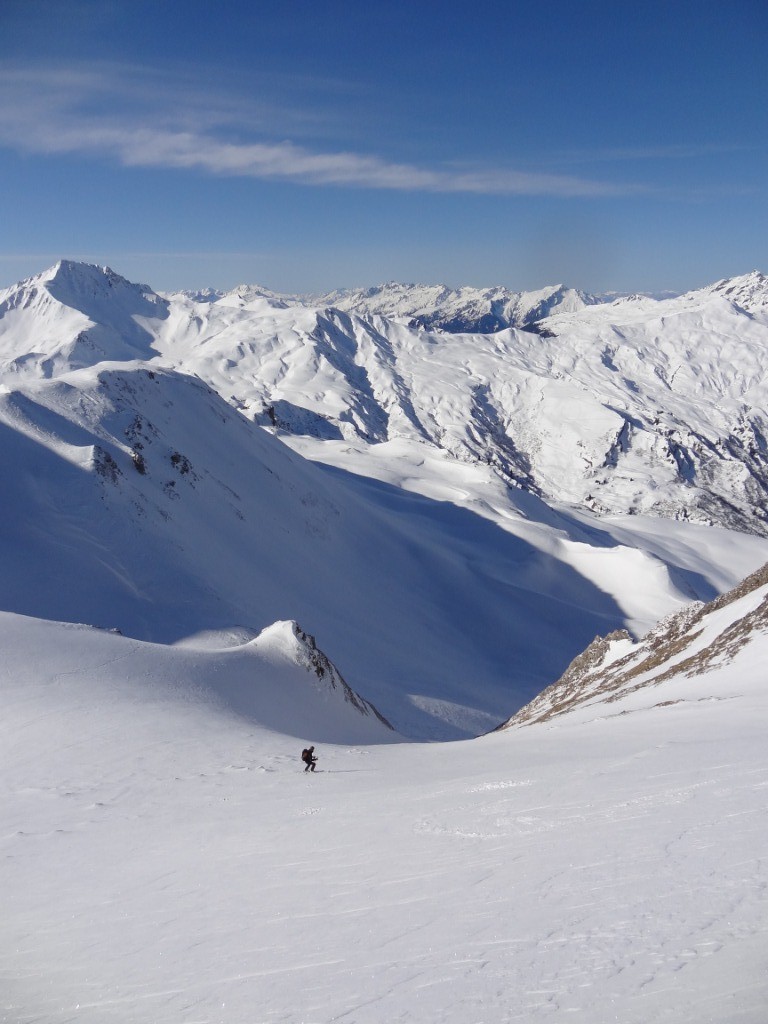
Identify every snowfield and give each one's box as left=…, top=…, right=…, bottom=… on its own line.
left=2, top=597, right=766, bottom=1023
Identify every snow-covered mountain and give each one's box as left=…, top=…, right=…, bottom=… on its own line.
left=164, top=268, right=767, bottom=535
left=96, top=263, right=768, bottom=533
left=3, top=260, right=768, bottom=737
left=9, top=330, right=722, bottom=739
left=307, top=281, right=602, bottom=332
left=10, top=258, right=764, bottom=535
left=163, top=279, right=601, bottom=332
left=8, top=359, right=620, bottom=738
left=0, top=259, right=166, bottom=377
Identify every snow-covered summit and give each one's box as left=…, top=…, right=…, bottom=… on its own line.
left=44, top=259, right=161, bottom=307
left=0, top=260, right=167, bottom=378
left=11, top=260, right=167, bottom=328
left=698, top=269, right=768, bottom=315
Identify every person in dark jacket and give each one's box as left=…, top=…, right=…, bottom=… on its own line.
left=301, top=746, right=317, bottom=772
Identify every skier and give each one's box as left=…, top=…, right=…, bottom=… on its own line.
left=301, top=746, right=318, bottom=772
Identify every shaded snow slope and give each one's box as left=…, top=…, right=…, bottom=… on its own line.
left=2, top=603, right=766, bottom=1023
left=1, top=361, right=662, bottom=738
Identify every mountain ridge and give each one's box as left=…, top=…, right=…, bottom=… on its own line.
left=502, top=560, right=768, bottom=729
left=164, top=277, right=685, bottom=333
left=3, top=261, right=768, bottom=537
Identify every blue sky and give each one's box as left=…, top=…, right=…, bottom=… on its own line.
left=1, top=0, right=766, bottom=294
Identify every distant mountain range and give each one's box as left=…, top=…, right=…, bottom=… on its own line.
left=6, top=259, right=766, bottom=533
left=173, top=278, right=681, bottom=334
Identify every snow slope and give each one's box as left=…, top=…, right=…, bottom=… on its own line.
left=4, top=360, right=660, bottom=738
left=2, top=586, right=766, bottom=1023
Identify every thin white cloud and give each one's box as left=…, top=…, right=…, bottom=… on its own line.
left=0, top=63, right=647, bottom=198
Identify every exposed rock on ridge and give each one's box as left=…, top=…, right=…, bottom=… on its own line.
left=267, top=620, right=394, bottom=729
left=502, top=562, right=768, bottom=728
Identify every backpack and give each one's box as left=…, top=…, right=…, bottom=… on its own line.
left=301, top=749, right=311, bottom=763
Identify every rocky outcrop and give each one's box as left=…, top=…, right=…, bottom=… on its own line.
left=500, top=562, right=768, bottom=728
left=259, top=621, right=394, bottom=729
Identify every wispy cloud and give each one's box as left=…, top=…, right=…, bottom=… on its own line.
left=0, top=63, right=647, bottom=198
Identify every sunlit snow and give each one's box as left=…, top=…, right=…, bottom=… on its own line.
left=2, top=597, right=766, bottom=1023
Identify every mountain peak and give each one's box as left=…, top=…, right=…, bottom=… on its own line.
left=0, top=260, right=168, bottom=377
left=41, top=260, right=163, bottom=310
left=256, top=621, right=393, bottom=728
left=701, top=270, right=768, bottom=312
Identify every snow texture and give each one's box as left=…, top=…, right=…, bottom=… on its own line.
left=2, top=593, right=767, bottom=1023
